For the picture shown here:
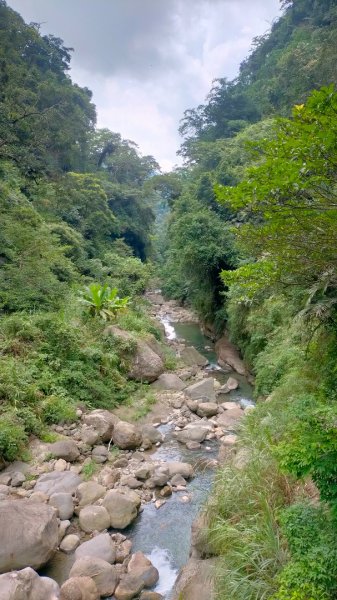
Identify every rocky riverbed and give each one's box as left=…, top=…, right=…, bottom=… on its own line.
left=0, top=293, right=253, bottom=600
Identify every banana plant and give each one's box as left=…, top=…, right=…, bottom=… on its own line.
left=79, top=283, right=130, bottom=321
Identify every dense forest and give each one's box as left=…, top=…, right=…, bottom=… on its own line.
left=161, top=0, right=337, bottom=598
left=2, top=0, right=337, bottom=598
left=0, top=0, right=167, bottom=463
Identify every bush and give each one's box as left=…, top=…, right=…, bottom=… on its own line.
left=0, top=413, right=27, bottom=461
left=41, top=395, right=77, bottom=425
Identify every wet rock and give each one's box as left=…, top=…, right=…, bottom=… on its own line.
left=49, top=492, right=74, bottom=520
left=35, top=471, right=82, bottom=496
left=185, top=378, right=216, bottom=402
left=75, top=533, right=116, bottom=563
left=0, top=502, right=58, bottom=573
left=91, top=445, right=109, bottom=464
left=181, top=347, right=208, bottom=367
left=103, top=489, right=140, bottom=529
left=112, top=421, right=142, bottom=450
left=127, top=552, right=159, bottom=588
left=185, top=441, right=201, bottom=450
left=82, top=410, right=118, bottom=442
left=146, top=466, right=170, bottom=488
left=60, top=577, right=99, bottom=600
left=141, top=424, right=163, bottom=445
left=159, top=485, right=172, bottom=498
left=114, top=573, right=145, bottom=600
left=170, top=474, right=187, bottom=487
left=197, top=402, right=219, bottom=418
left=140, top=593, right=164, bottom=600
left=70, top=557, right=118, bottom=597
left=60, top=534, right=80, bottom=553
left=76, top=481, right=106, bottom=508
left=167, top=462, right=193, bottom=479
left=0, top=567, right=59, bottom=600
left=218, top=376, right=239, bottom=394
left=79, top=505, right=110, bottom=533
left=215, top=335, right=246, bottom=375
left=220, top=401, right=238, bottom=410
left=176, top=424, right=210, bottom=444
left=49, top=440, right=80, bottom=462
left=135, top=465, right=153, bottom=481
left=171, top=557, right=216, bottom=600
left=152, top=373, right=185, bottom=391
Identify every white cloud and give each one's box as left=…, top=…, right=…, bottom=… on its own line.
left=7, top=0, right=282, bottom=170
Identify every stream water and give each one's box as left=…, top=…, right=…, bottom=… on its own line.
left=42, top=317, right=253, bottom=598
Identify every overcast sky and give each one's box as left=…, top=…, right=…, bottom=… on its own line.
left=8, top=0, right=281, bottom=171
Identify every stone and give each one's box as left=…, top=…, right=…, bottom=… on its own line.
left=10, top=472, right=26, bottom=487
left=114, top=573, right=145, bottom=600
left=181, top=347, right=208, bottom=367
left=215, top=335, right=246, bottom=375
left=170, top=474, right=187, bottom=487
left=80, top=426, right=100, bottom=446
left=103, top=489, right=140, bottom=529
left=128, top=340, right=164, bottom=383
left=58, top=520, right=71, bottom=543
left=152, top=373, right=185, bottom=391
left=75, top=533, right=116, bottom=563
left=120, top=475, right=142, bottom=489
left=221, top=434, right=238, bottom=445
left=0, top=502, right=58, bottom=573
left=127, top=552, right=159, bottom=587
left=115, top=539, right=133, bottom=563
left=185, top=398, right=199, bottom=413
left=146, top=466, right=170, bottom=488
left=112, top=421, right=142, bottom=450
left=135, top=465, right=153, bottom=481
left=197, top=402, right=219, bottom=418
left=49, top=440, right=80, bottom=462
left=76, top=481, right=106, bottom=508
left=216, top=407, right=243, bottom=429
left=220, top=401, right=238, bottom=410
left=82, top=410, right=118, bottom=442
left=79, top=505, right=110, bottom=533
left=185, top=378, right=216, bottom=402
left=140, top=593, right=164, bottom=600
left=35, top=471, right=82, bottom=496
left=141, top=424, right=163, bottom=445
left=70, top=557, right=118, bottom=597
left=60, top=534, right=80, bottom=553
left=29, top=491, right=49, bottom=503
left=185, top=441, right=201, bottom=450
left=0, top=567, right=59, bottom=600
left=54, top=459, right=68, bottom=472
left=92, top=445, right=109, bottom=463
left=159, top=485, right=172, bottom=498
left=171, top=557, right=216, bottom=600
left=166, top=462, right=193, bottom=479
left=49, top=492, right=74, bottom=520
left=60, top=577, right=99, bottom=600
left=219, top=376, right=239, bottom=394
left=0, top=484, right=9, bottom=495
left=176, top=425, right=210, bottom=444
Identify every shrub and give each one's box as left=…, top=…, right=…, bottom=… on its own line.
left=41, top=395, right=77, bottom=424
left=0, top=412, right=27, bottom=461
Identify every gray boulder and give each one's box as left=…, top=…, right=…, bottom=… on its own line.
left=49, top=440, right=80, bottom=462
left=35, top=471, right=82, bottom=496
left=176, top=424, right=210, bottom=444
left=197, top=402, right=219, bottom=418
left=103, top=489, right=140, bottom=529
left=60, top=577, right=99, bottom=600
left=129, top=340, right=164, bottom=383
left=70, top=557, right=118, bottom=597
left=185, top=378, right=216, bottom=402
left=181, top=347, right=208, bottom=367
left=152, top=373, right=185, bottom=391
left=0, top=567, right=59, bottom=600
left=76, top=481, right=106, bottom=508
left=127, top=552, right=159, bottom=588
left=141, top=424, right=163, bottom=445
left=75, top=533, right=116, bottom=563
left=79, top=505, right=110, bottom=533
left=82, top=409, right=118, bottom=442
left=218, top=377, right=239, bottom=394
left=49, top=492, right=74, bottom=520
left=112, top=421, right=142, bottom=450
left=0, top=502, right=58, bottom=573
left=166, top=462, right=193, bottom=479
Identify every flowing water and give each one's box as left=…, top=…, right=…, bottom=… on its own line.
left=42, top=316, right=254, bottom=598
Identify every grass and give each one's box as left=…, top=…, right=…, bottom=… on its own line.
left=82, top=460, right=98, bottom=480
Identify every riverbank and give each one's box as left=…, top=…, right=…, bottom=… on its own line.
left=0, top=293, right=253, bottom=599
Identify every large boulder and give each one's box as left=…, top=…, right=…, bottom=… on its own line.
left=141, top=424, right=163, bottom=445
left=215, top=335, right=246, bottom=375
left=60, top=577, right=99, bottom=600
left=70, top=557, right=119, bottom=597
left=0, top=502, right=58, bottom=573
left=197, top=402, right=219, bottom=418
left=49, top=440, right=80, bottom=462
left=49, top=492, right=74, bottom=520
left=0, top=567, right=59, bottom=600
left=75, top=533, right=116, bottom=563
left=185, top=378, right=216, bottom=402
left=218, top=377, right=239, bottom=394
left=180, top=347, right=208, bottom=367
left=176, top=424, right=210, bottom=444
left=112, top=421, right=142, bottom=450
left=171, top=558, right=216, bottom=600
left=152, top=373, right=185, bottom=391
left=127, top=552, right=159, bottom=588
left=103, top=490, right=141, bottom=529
left=114, top=574, right=145, bottom=600
left=216, top=407, right=243, bottom=429
left=79, top=505, right=111, bottom=533
left=35, top=471, right=82, bottom=496
left=82, top=410, right=118, bottom=442
left=76, top=481, right=107, bottom=508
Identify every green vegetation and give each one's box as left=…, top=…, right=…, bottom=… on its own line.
left=0, top=1, right=162, bottom=462
left=160, top=1, right=337, bottom=598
